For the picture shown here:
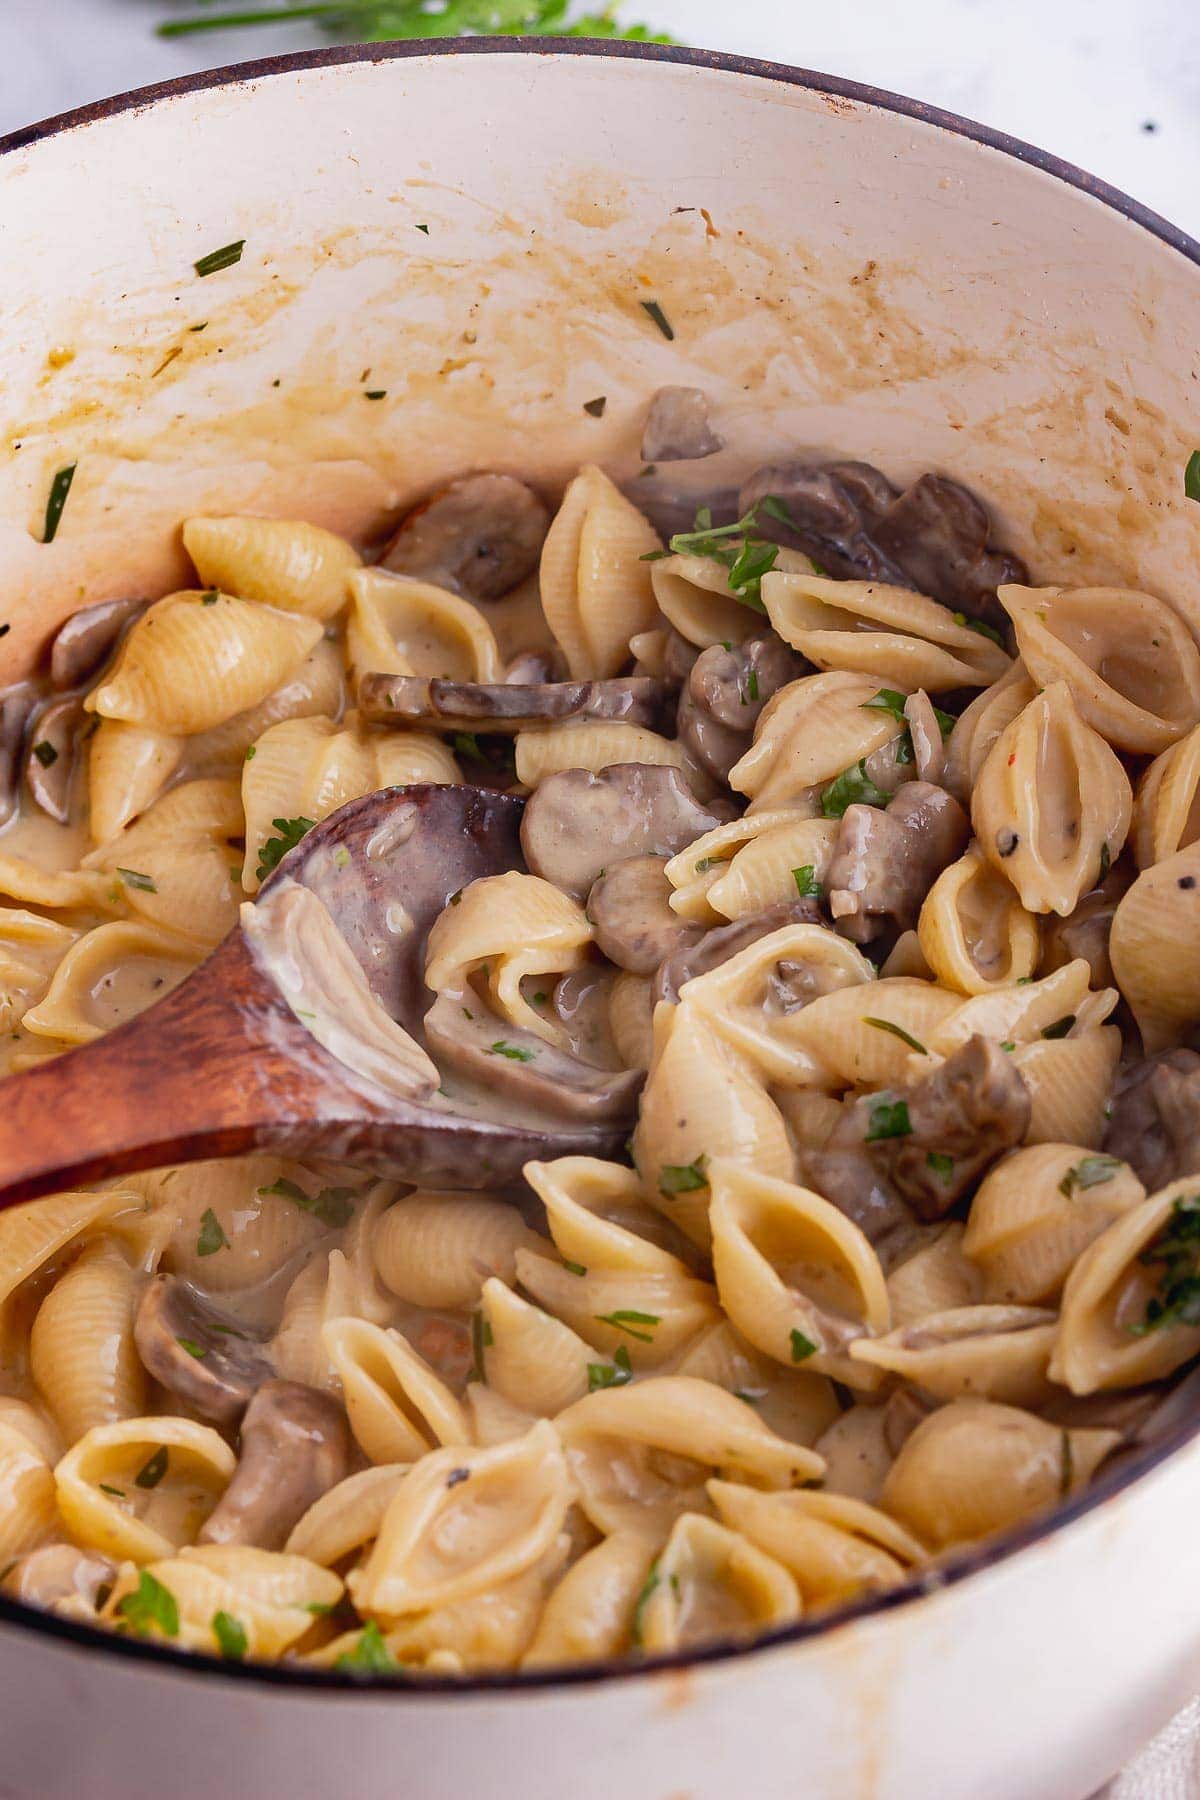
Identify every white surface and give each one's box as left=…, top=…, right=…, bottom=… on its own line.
left=1, top=0, right=1198, bottom=238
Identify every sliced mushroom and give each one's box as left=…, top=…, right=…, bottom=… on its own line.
left=837, top=1036, right=1032, bottom=1221
left=0, top=683, right=37, bottom=829
left=800, top=1144, right=914, bottom=1247
left=641, top=386, right=725, bottom=464
left=199, top=1379, right=352, bottom=1551
left=827, top=782, right=970, bottom=945
left=425, top=992, right=642, bottom=1124
left=134, top=1275, right=274, bottom=1423
left=378, top=473, right=549, bottom=601
left=587, top=855, right=705, bottom=975
left=505, top=651, right=559, bottom=685
left=620, top=482, right=742, bottom=545
left=520, top=763, right=733, bottom=900
left=738, top=461, right=1025, bottom=628
left=48, top=596, right=147, bottom=691
left=652, top=898, right=823, bottom=1005
left=25, top=694, right=85, bottom=824
left=358, top=673, right=667, bottom=734
left=4, top=1544, right=116, bottom=1610
left=1103, top=1048, right=1200, bottom=1191
left=678, top=636, right=807, bottom=783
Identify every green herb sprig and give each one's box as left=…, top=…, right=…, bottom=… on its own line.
left=158, top=2, right=672, bottom=46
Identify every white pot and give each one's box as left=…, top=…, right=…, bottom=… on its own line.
left=1, top=41, right=1199, bottom=1800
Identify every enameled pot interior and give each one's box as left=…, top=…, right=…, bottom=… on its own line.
left=1, top=37, right=1199, bottom=1692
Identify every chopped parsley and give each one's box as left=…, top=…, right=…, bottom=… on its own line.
left=820, top=759, right=890, bottom=818
left=212, top=1611, right=248, bottom=1661
left=333, top=847, right=351, bottom=870
left=862, top=688, right=909, bottom=720
left=742, top=668, right=760, bottom=705
left=470, top=1309, right=494, bottom=1382
left=863, top=1017, right=927, bottom=1055
left=334, top=1620, right=401, bottom=1676
left=864, top=1097, right=912, bottom=1142
left=1186, top=451, right=1200, bottom=504
left=562, top=1260, right=588, bottom=1277
left=31, top=740, right=58, bottom=768
left=364, top=390, right=387, bottom=401
left=201, top=590, right=219, bottom=605
left=116, top=1570, right=179, bottom=1639
left=256, top=816, right=316, bottom=881
left=134, top=1446, right=169, bottom=1490
left=631, top=1562, right=662, bottom=1647
left=244, top=745, right=257, bottom=762
left=196, top=1207, right=230, bottom=1257
left=583, top=396, right=608, bottom=418
left=790, top=1328, right=818, bottom=1363
left=640, top=299, right=675, bottom=340
left=952, top=610, right=1005, bottom=647
left=594, top=1309, right=660, bottom=1344
left=258, top=1176, right=356, bottom=1229
left=1041, top=1015, right=1076, bottom=1040
left=587, top=1345, right=633, bottom=1392
left=792, top=865, right=821, bottom=898
left=42, top=464, right=77, bottom=544
left=649, top=501, right=786, bottom=612
left=194, top=239, right=246, bottom=278
left=1131, top=1195, right=1200, bottom=1335
left=693, top=856, right=727, bottom=874
left=99, top=1483, right=126, bottom=1498
left=177, top=1337, right=206, bottom=1359
left=659, top=1155, right=709, bottom=1196
left=489, top=1041, right=536, bottom=1062
left=926, top=1151, right=955, bottom=1181
left=1098, top=840, right=1111, bottom=881
left=452, top=732, right=482, bottom=760
left=1058, top=1154, right=1123, bottom=1199
left=116, top=867, right=157, bottom=893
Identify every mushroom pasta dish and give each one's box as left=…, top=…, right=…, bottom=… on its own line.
left=3, top=411, right=1200, bottom=1676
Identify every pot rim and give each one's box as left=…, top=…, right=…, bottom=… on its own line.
left=1, top=33, right=1197, bottom=1698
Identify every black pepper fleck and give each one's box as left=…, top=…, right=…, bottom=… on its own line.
left=1179, top=876, right=1197, bottom=891
left=445, top=1468, right=470, bottom=1490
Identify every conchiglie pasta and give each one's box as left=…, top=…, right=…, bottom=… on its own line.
left=86, top=592, right=323, bottom=735
left=87, top=721, right=183, bottom=844
left=635, top=1512, right=800, bottom=1653
left=477, top=1278, right=594, bottom=1416
left=1013, top=1027, right=1122, bottom=1150
left=608, top=970, right=654, bottom=1069
left=55, top=1416, right=236, bottom=1563
left=523, top=1531, right=656, bottom=1668
left=0, top=1423, right=57, bottom=1563
left=365, top=1546, right=568, bottom=1674
left=285, top=1464, right=411, bottom=1567
left=918, top=848, right=1040, bottom=993
left=762, top=572, right=1010, bottom=690
left=346, top=568, right=502, bottom=683
left=999, top=583, right=1200, bottom=754
left=373, top=1193, right=543, bottom=1310
left=729, top=671, right=906, bottom=812
left=778, top=978, right=960, bottom=1092
left=515, top=721, right=685, bottom=789
left=849, top=1305, right=1057, bottom=1406
left=0, top=853, right=115, bottom=914
left=663, top=810, right=808, bottom=925
left=514, top=1247, right=718, bottom=1370
left=704, top=817, right=841, bottom=922
left=971, top=683, right=1132, bottom=916
left=0, top=909, right=80, bottom=1033
left=673, top=1321, right=840, bottom=1449
left=650, top=546, right=812, bottom=650
left=30, top=1242, right=146, bottom=1442
left=21, top=920, right=199, bottom=1046
left=186, top=639, right=345, bottom=774
left=885, top=1223, right=982, bottom=1327
left=425, top=872, right=591, bottom=1049
left=322, top=1318, right=470, bottom=1464
left=1132, top=723, right=1200, bottom=869
left=183, top=516, right=361, bottom=622
left=102, top=1546, right=341, bottom=1656
left=709, top=1480, right=926, bottom=1609
left=964, top=1144, right=1145, bottom=1304
left=942, top=661, right=1036, bottom=804
left=1109, top=842, right=1200, bottom=1052
left=539, top=466, right=661, bottom=678
left=160, top=1154, right=344, bottom=1307
left=82, top=777, right=244, bottom=946
left=0, top=1187, right=146, bottom=1313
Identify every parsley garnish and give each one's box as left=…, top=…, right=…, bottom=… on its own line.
left=99, top=1483, right=126, bottom=1498
left=134, top=1446, right=169, bottom=1490
left=1131, top=1196, right=1200, bottom=1335
left=159, top=3, right=673, bottom=48
left=1058, top=1154, right=1123, bottom=1199
left=863, top=1018, right=927, bottom=1055
left=470, top=1309, right=494, bottom=1383
left=334, top=1620, right=400, bottom=1676
left=116, top=867, right=157, bottom=893
left=926, top=1151, right=954, bottom=1181
left=1041, top=1015, right=1076, bottom=1040
left=792, top=865, right=821, bottom=898
left=821, top=759, right=891, bottom=818
left=659, top=1155, right=709, bottom=1196
left=640, top=300, right=675, bottom=341
left=587, top=1345, right=633, bottom=1392
left=583, top=397, right=608, bottom=418
left=742, top=669, right=760, bottom=705
left=213, top=1611, right=248, bottom=1660
left=790, top=1328, right=818, bottom=1363
left=177, top=1336, right=206, bottom=1359
left=1186, top=451, right=1200, bottom=504
left=194, top=239, right=245, bottom=278
left=117, top=1571, right=179, bottom=1639
left=952, top=610, right=1005, bottom=647
left=862, top=688, right=909, bottom=720
left=865, top=1097, right=912, bottom=1142
left=196, top=1207, right=230, bottom=1257
left=452, top=732, right=483, bottom=760
left=1098, top=840, right=1111, bottom=881
left=42, top=464, right=77, bottom=544
left=256, top=816, right=316, bottom=881
left=594, top=1310, right=660, bottom=1343
left=31, top=740, right=58, bottom=768
left=652, top=501, right=787, bottom=612
left=201, top=590, right=219, bottom=605
left=631, top=1562, right=661, bottom=1648
left=258, top=1177, right=356, bottom=1229
left=364, top=390, right=387, bottom=401
left=562, top=1260, right=588, bottom=1277
left=489, top=1041, right=536, bottom=1062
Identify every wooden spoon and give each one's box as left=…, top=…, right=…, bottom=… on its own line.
left=0, top=785, right=636, bottom=1211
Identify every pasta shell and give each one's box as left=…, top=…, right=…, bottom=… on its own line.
left=811, top=1403, right=895, bottom=1504
left=942, top=660, right=1038, bottom=803
left=663, top=809, right=806, bottom=925
left=971, top=683, right=1132, bottom=916
left=964, top=1144, right=1145, bottom=1303
left=466, top=1385, right=541, bottom=1447
left=763, top=572, right=1010, bottom=690
left=729, top=671, right=905, bottom=812
left=705, top=817, right=841, bottom=922
left=361, top=1545, right=569, bottom=1673
left=101, top=1547, right=341, bottom=1657
left=322, top=1318, right=470, bottom=1463
left=0, top=909, right=80, bottom=1033
left=523, top=1157, right=683, bottom=1275
left=87, top=592, right=322, bottom=735
left=83, top=776, right=244, bottom=946
left=0, top=1398, right=62, bottom=1467
left=879, top=1399, right=1119, bottom=1548
left=346, top=568, right=503, bottom=682
left=650, top=547, right=812, bottom=650
left=673, top=1321, right=840, bottom=1448
left=0, top=854, right=115, bottom=914
left=514, top=1249, right=718, bottom=1370
left=708, top=1162, right=890, bottom=1386
left=850, top=1304, right=1057, bottom=1405
left=515, top=720, right=684, bottom=789
left=0, top=1187, right=145, bottom=1313
left=929, top=959, right=1109, bottom=1057
left=917, top=848, right=1041, bottom=993
left=478, top=1278, right=594, bottom=1416
left=709, top=1480, right=926, bottom=1608
left=31, top=1242, right=146, bottom=1441
left=55, top=1416, right=236, bottom=1563
left=87, top=721, right=183, bottom=843
left=425, top=871, right=591, bottom=1050
left=779, top=978, right=960, bottom=1091
left=284, top=1464, right=411, bottom=1567
left=556, top=1377, right=823, bottom=1538
left=374, top=1193, right=543, bottom=1309
left=183, top=516, right=361, bottom=622
left=523, top=1531, right=657, bottom=1668
left=0, top=1422, right=57, bottom=1563
left=1050, top=1181, right=1200, bottom=1393
left=162, top=1153, right=340, bottom=1309
left=187, top=639, right=345, bottom=773
left=608, top=970, right=654, bottom=1069
left=1132, top=723, right=1200, bottom=869
left=21, top=920, right=199, bottom=1046
left=999, top=583, right=1200, bottom=754
left=540, top=466, right=661, bottom=678
left=636, top=1512, right=800, bottom=1653
left=350, top=1420, right=571, bottom=1615
left=1110, top=841, right=1200, bottom=1051
left=1012, top=1027, right=1122, bottom=1150
left=886, top=1223, right=983, bottom=1326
